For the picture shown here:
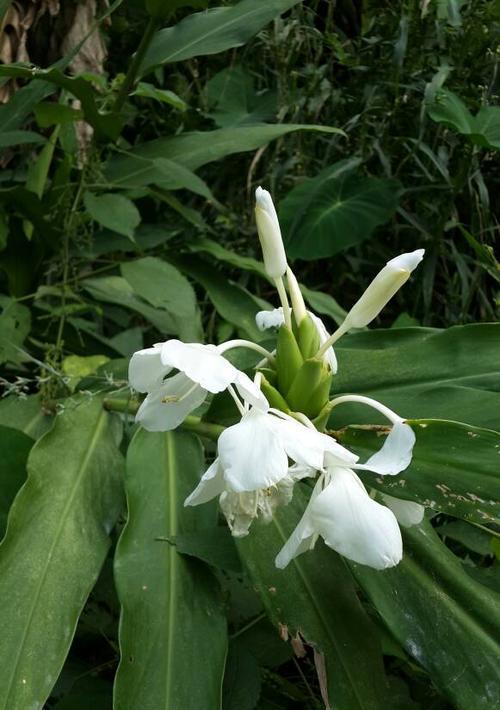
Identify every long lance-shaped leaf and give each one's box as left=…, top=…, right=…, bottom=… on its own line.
left=237, top=484, right=388, bottom=710
left=140, top=0, right=304, bottom=74
left=349, top=520, right=500, bottom=710
left=337, top=419, right=500, bottom=525
left=332, top=324, right=500, bottom=430
left=114, top=429, right=227, bottom=709
left=0, top=396, right=124, bottom=709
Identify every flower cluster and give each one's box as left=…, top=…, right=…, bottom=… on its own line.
left=129, top=187, right=425, bottom=570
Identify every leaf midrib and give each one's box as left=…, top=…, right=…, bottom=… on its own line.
left=2, top=408, right=107, bottom=708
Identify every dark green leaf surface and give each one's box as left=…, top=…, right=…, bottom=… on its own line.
left=0, top=130, right=46, bottom=148
left=0, top=425, right=32, bottom=538
left=130, top=123, right=343, bottom=171
left=332, top=325, right=500, bottom=429
left=140, top=0, right=304, bottom=73
left=0, top=397, right=124, bottom=709
left=114, top=429, right=227, bottom=709
left=337, top=419, right=500, bottom=525
left=84, top=193, right=140, bottom=240
left=350, top=520, right=500, bottom=710
left=0, top=394, right=53, bottom=439
left=237, top=485, right=388, bottom=710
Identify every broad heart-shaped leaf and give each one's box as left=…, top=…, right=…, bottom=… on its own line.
left=114, top=429, right=227, bottom=709
left=129, top=123, right=344, bottom=172
left=331, top=324, right=500, bottom=430
left=207, top=66, right=276, bottom=128
left=280, top=163, right=401, bottom=259
left=426, top=89, right=475, bottom=134
left=84, top=192, right=140, bottom=240
left=121, top=257, right=203, bottom=342
left=140, top=0, right=303, bottom=74
left=337, top=419, right=500, bottom=525
left=0, top=425, right=32, bottom=538
left=237, top=484, right=388, bottom=710
left=349, top=520, right=500, bottom=710
left=473, top=105, right=500, bottom=149
left=0, top=396, right=124, bottom=710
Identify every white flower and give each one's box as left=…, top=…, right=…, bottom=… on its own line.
left=129, top=339, right=267, bottom=432
left=255, top=187, right=287, bottom=278
left=381, top=493, right=425, bottom=527
left=275, top=397, right=419, bottom=570
left=342, top=249, right=425, bottom=330
left=185, top=407, right=357, bottom=533
left=256, top=307, right=337, bottom=373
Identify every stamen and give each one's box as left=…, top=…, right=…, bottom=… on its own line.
left=161, top=380, right=199, bottom=405
left=327, top=394, right=403, bottom=424
left=218, top=339, right=276, bottom=365
left=228, top=384, right=246, bottom=416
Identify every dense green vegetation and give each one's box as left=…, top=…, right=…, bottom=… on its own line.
left=0, top=1, right=498, bottom=708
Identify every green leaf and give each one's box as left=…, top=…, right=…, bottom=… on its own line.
left=172, top=254, right=270, bottom=341
left=0, top=396, right=124, bottom=709
left=438, top=519, right=494, bottom=556
left=84, top=192, right=141, bottom=240
left=145, top=0, right=207, bottom=20
left=82, top=275, right=178, bottom=335
left=207, top=66, right=276, bottom=128
left=132, top=82, right=187, bottom=110
left=114, top=429, right=227, bottom=709
left=140, top=0, right=304, bottom=74
left=34, top=102, right=83, bottom=127
left=332, top=324, right=500, bottom=430
left=121, top=256, right=203, bottom=341
left=0, top=394, right=53, bottom=440
left=337, top=419, right=500, bottom=525
left=237, top=484, right=388, bottom=710
left=105, top=153, right=213, bottom=198
left=130, top=123, right=344, bottom=172
left=0, top=296, right=31, bottom=365
left=174, top=526, right=242, bottom=572
left=473, top=105, right=500, bottom=149
left=349, top=520, right=500, bottom=710
left=222, top=641, right=261, bottom=710
left=426, top=89, right=475, bottom=133
left=0, top=426, right=32, bottom=538
left=0, top=130, right=46, bottom=148
left=280, top=163, right=401, bottom=258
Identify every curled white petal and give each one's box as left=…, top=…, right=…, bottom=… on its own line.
left=129, top=344, right=171, bottom=393
left=160, top=340, right=238, bottom=393
left=381, top=494, right=425, bottom=527
left=184, top=458, right=225, bottom=506
left=135, top=373, right=206, bottom=432
left=310, top=468, right=403, bottom=569
left=256, top=307, right=285, bottom=331
left=353, top=421, right=416, bottom=476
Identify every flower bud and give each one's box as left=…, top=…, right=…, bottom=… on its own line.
left=342, top=249, right=424, bottom=329
left=255, top=187, right=287, bottom=278
left=286, top=266, right=307, bottom=325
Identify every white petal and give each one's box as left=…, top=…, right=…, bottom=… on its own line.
left=218, top=410, right=288, bottom=492
left=275, top=477, right=324, bottom=569
left=308, top=312, right=338, bottom=373
left=135, top=373, right=206, bottom=431
left=311, top=468, right=403, bottom=569
left=382, top=494, right=425, bottom=527
left=269, top=411, right=357, bottom=471
left=184, top=459, right=225, bottom=506
left=256, top=307, right=284, bottom=331
left=220, top=490, right=258, bottom=537
left=128, top=345, right=171, bottom=392
left=255, top=187, right=287, bottom=278
left=354, top=421, right=416, bottom=476
left=233, top=371, right=269, bottom=412
left=160, top=340, right=238, bottom=393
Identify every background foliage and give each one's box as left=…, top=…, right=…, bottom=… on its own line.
left=0, top=1, right=499, bottom=708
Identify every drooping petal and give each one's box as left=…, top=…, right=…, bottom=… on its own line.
left=353, top=421, right=416, bottom=476
left=219, top=490, right=259, bottom=537
left=128, top=344, right=171, bottom=392
left=135, top=373, right=206, bottom=432
left=184, top=459, right=225, bottom=506
left=256, top=307, right=284, bottom=331
left=274, top=477, right=324, bottom=569
left=160, top=340, right=238, bottom=393
left=218, top=409, right=288, bottom=492
left=311, top=468, right=403, bottom=569
left=233, top=371, right=269, bottom=412
left=381, top=493, right=425, bottom=527
left=308, top=312, right=338, bottom=373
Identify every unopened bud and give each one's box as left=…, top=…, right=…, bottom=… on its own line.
left=286, top=267, right=307, bottom=325
left=343, top=250, right=425, bottom=329
left=255, top=187, right=287, bottom=278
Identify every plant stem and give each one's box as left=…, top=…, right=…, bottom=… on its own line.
left=102, top=398, right=224, bottom=440
left=113, top=16, right=159, bottom=113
